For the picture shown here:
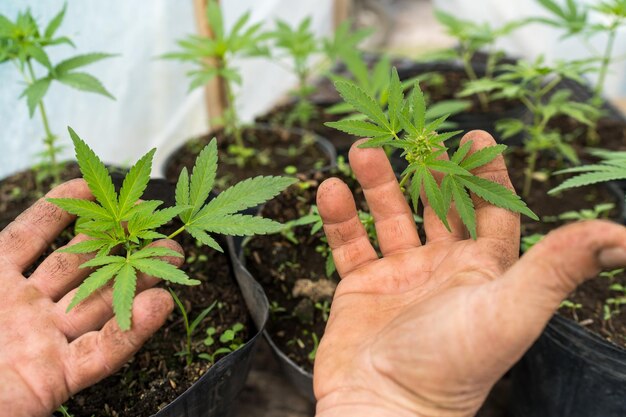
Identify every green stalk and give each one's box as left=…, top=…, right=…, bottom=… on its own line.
left=219, top=57, right=244, bottom=149
left=167, top=225, right=186, bottom=240
left=462, top=50, right=489, bottom=112
left=523, top=150, right=538, bottom=199
left=594, top=25, right=618, bottom=104
left=26, top=60, right=61, bottom=184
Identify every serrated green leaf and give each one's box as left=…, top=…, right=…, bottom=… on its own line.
left=48, top=198, right=113, bottom=221
left=427, top=160, right=472, bottom=176
left=449, top=178, right=477, bottom=239
left=175, top=167, right=190, bottom=209
left=324, top=120, right=391, bottom=138
left=80, top=255, right=126, bottom=269
left=460, top=144, right=506, bottom=171
left=356, top=136, right=398, bottom=148
left=57, top=72, right=114, bottom=99
left=67, top=263, right=123, bottom=311
left=132, top=258, right=200, bottom=285
left=180, top=139, right=218, bottom=222
left=69, top=128, right=119, bottom=217
left=187, top=226, right=223, bottom=252
left=409, top=169, right=424, bottom=212
left=55, top=53, right=116, bottom=74
left=25, top=44, right=52, bottom=70
left=195, top=214, right=284, bottom=236
left=131, top=246, right=183, bottom=260
left=21, top=78, right=51, bottom=117
left=44, top=3, right=66, bottom=38
left=334, top=80, right=391, bottom=130
left=112, top=264, right=137, bottom=331
left=387, top=68, right=403, bottom=129
left=197, top=176, right=297, bottom=219
left=421, top=167, right=450, bottom=230
left=124, top=200, right=163, bottom=220
left=411, top=84, right=427, bottom=130
left=58, top=238, right=108, bottom=254
left=550, top=170, right=626, bottom=194
left=457, top=176, right=538, bottom=220
left=451, top=141, right=473, bottom=164
left=118, top=149, right=155, bottom=217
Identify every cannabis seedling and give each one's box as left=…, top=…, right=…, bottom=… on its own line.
left=463, top=57, right=600, bottom=196
left=0, top=4, right=115, bottom=184
left=199, top=323, right=245, bottom=362
left=268, top=17, right=320, bottom=126
left=50, top=128, right=295, bottom=330
left=163, top=0, right=269, bottom=149
left=169, top=289, right=217, bottom=366
left=433, top=10, right=528, bottom=110
left=327, top=68, right=537, bottom=238
left=533, top=0, right=626, bottom=105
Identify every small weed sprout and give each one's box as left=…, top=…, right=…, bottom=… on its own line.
left=326, top=68, right=537, bottom=238
left=605, top=283, right=626, bottom=321
left=560, top=299, right=583, bottom=321
left=463, top=57, right=600, bottom=196
left=199, top=323, right=246, bottom=362
left=433, top=10, right=528, bottom=110
left=49, top=128, right=296, bottom=331
left=308, top=332, right=320, bottom=361
left=169, top=289, right=217, bottom=366
left=0, top=4, right=115, bottom=184
left=314, top=300, right=331, bottom=322
left=163, top=0, right=269, bottom=149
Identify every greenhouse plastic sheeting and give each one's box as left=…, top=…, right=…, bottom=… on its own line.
left=0, top=0, right=333, bottom=178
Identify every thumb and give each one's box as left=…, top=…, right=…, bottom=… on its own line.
left=488, top=220, right=626, bottom=361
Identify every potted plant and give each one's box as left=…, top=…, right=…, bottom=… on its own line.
left=532, top=0, right=626, bottom=151
left=162, top=0, right=335, bottom=189
left=0, top=4, right=115, bottom=229
left=238, top=69, right=538, bottom=400
left=49, top=128, right=295, bottom=416
left=508, top=155, right=626, bottom=417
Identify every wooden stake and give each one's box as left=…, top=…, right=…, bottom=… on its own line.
left=193, top=0, right=227, bottom=127
left=334, top=0, right=352, bottom=29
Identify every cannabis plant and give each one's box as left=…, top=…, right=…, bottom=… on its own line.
left=549, top=149, right=626, bottom=197
left=49, top=128, right=295, bottom=330
left=0, top=4, right=114, bottom=184
left=533, top=0, right=626, bottom=105
left=327, top=53, right=469, bottom=126
left=462, top=56, right=600, bottom=196
left=268, top=17, right=320, bottom=126
left=433, top=10, right=528, bottom=110
left=326, top=68, right=537, bottom=239
left=163, top=0, right=269, bottom=148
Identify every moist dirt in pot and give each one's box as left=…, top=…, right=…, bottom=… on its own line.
left=45, top=222, right=252, bottom=417
left=243, top=170, right=374, bottom=372
left=164, top=126, right=330, bottom=191
left=255, top=104, right=356, bottom=154
left=0, top=161, right=82, bottom=230
left=505, top=148, right=623, bottom=238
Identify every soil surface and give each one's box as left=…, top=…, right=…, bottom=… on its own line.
left=505, top=148, right=623, bottom=238
left=47, top=222, right=251, bottom=417
left=243, top=169, right=374, bottom=372
left=164, top=126, right=330, bottom=191
left=0, top=162, right=82, bottom=230
left=256, top=104, right=356, bottom=155
left=549, top=115, right=626, bottom=154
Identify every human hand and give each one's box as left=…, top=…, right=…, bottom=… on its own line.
left=313, top=131, right=626, bottom=417
left=0, top=179, right=183, bottom=417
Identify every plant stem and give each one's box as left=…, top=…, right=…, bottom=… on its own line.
left=167, top=225, right=186, bottom=240
left=595, top=25, right=617, bottom=104
left=523, top=150, right=537, bottom=198
left=462, top=50, right=489, bottom=112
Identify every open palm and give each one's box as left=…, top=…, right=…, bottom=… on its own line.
left=313, top=132, right=626, bottom=417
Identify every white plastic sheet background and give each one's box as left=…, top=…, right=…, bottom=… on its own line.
left=0, top=0, right=333, bottom=178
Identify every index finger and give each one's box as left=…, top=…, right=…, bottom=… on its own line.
left=0, top=179, right=93, bottom=272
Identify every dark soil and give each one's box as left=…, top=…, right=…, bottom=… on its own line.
left=0, top=161, right=82, bottom=230
left=505, top=148, right=623, bottom=238
left=255, top=104, right=356, bottom=155
left=243, top=170, right=372, bottom=372
left=44, top=222, right=252, bottom=417
left=549, top=115, right=626, bottom=154
left=164, top=126, right=330, bottom=191
left=559, top=269, right=626, bottom=349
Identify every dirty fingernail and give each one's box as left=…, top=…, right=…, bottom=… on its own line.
left=599, top=247, right=626, bottom=269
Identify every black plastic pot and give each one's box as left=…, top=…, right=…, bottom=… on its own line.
left=232, top=243, right=316, bottom=403
left=106, top=178, right=271, bottom=417
left=508, top=315, right=626, bottom=417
